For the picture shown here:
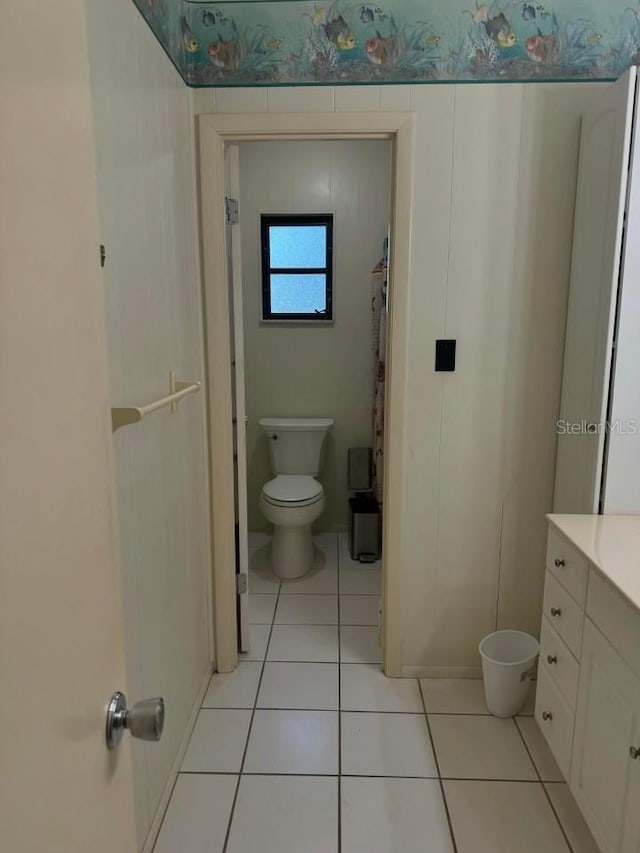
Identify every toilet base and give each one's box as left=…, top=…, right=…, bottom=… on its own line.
left=270, top=523, right=314, bottom=579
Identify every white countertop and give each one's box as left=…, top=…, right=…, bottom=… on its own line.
left=547, top=514, right=640, bottom=611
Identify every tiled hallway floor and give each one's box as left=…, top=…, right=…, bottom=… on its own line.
left=154, top=533, right=599, bottom=853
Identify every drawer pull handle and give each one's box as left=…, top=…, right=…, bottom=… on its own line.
left=631, top=746, right=640, bottom=760
left=547, top=655, right=558, bottom=665
left=550, top=607, right=562, bottom=617
left=554, top=558, right=565, bottom=568
left=542, top=711, right=553, bottom=721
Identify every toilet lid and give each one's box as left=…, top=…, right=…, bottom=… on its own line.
left=263, top=475, right=323, bottom=503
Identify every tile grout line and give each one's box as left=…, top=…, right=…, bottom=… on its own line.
left=513, top=717, right=575, bottom=853
left=418, top=680, right=459, bottom=853
left=201, top=700, right=535, bottom=717
left=220, top=565, right=283, bottom=853
left=180, top=769, right=555, bottom=782
left=204, top=705, right=425, bottom=714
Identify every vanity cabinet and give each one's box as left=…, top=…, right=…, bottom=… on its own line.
left=571, top=621, right=640, bottom=853
left=537, top=517, right=640, bottom=853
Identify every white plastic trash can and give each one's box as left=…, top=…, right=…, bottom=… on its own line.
left=479, top=630, right=539, bottom=718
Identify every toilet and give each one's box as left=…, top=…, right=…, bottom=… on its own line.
left=259, top=417, right=333, bottom=579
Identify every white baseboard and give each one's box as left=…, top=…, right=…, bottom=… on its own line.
left=141, top=666, right=213, bottom=853
left=401, top=665, right=482, bottom=679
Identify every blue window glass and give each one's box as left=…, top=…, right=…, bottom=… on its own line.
left=269, top=226, right=326, bottom=268
left=270, top=275, right=327, bottom=314
left=261, top=214, right=333, bottom=320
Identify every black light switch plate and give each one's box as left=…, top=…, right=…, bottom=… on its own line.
left=435, top=339, right=456, bottom=372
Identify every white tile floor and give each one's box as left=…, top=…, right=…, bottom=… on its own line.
left=154, top=533, right=599, bottom=853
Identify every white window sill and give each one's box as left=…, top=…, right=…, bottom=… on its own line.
left=260, top=319, right=335, bottom=327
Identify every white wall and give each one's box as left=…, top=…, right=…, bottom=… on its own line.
left=194, top=81, right=603, bottom=674
left=86, top=2, right=211, bottom=847
left=238, top=140, right=391, bottom=531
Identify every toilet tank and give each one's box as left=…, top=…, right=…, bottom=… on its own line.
left=259, top=418, right=333, bottom=475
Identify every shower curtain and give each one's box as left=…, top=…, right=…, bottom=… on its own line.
left=371, top=255, right=387, bottom=506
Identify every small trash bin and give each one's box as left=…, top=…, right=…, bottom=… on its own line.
left=348, top=495, right=381, bottom=562
left=479, top=630, right=539, bottom=718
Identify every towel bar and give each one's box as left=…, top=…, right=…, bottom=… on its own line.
left=111, top=371, right=201, bottom=432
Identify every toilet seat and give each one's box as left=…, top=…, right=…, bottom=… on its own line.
left=262, top=475, right=324, bottom=507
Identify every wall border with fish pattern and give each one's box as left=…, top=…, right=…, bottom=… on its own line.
left=135, top=0, right=640, bottom=86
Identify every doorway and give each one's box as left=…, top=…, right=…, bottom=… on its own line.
left=198, top=112, right=414, bottom=677
left=230, top=137, right=391, bottom=662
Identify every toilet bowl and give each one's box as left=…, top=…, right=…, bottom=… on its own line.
left=258, top=417, right=333, bottom=580
left=259, top=475, right=326, bottom=579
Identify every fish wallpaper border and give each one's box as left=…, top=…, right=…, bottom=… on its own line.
left=134, top=0, right=640, bottom=86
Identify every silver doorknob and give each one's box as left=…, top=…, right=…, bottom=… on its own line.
left=550, top=607, right=562, bottom=617
left=547, top=655, right=558, bottom=665
left=106, top=691, right=165, bottom=750
left=542, top=711, right=553, bottom=721
left=630, top=746, right=640, bottom=760
left=554, top=558, right=565, bottom=568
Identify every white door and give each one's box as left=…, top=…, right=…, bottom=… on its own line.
left=0, top=6, right=137, bottom=852
left=571, top=621, right=640, bottom=853
left=603, top=77, right=640, bottom=513
left=554, top=67, right=637, bottom=514
left=225, top=145, right=250, bottom=652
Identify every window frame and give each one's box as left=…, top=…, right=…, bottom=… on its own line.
left=260, top=213, right=334, bottom=322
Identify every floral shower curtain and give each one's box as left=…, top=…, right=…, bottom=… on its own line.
left=371, top=255, right=387, bottom=506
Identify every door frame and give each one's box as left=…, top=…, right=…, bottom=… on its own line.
left=225, top=144, right=251, bottom=653
left=198, top=111, right=414, bottom=676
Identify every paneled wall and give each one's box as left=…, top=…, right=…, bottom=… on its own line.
left=86, top=1, right=211, bottom=847
left=193, top=82, right=603, bottom=673
left=238, top=140, right=391, bottom=531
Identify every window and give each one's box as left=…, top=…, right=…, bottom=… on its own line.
left=261, top=214, right=333, bottom=321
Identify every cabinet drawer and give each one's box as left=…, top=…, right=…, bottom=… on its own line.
left=535, top=666, right=574, bottom=780
left=546, top=526, right=588, bottom=605
left=540, top=616, right=580, bottom=709
left=543, top=572, right=585, bottom=659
